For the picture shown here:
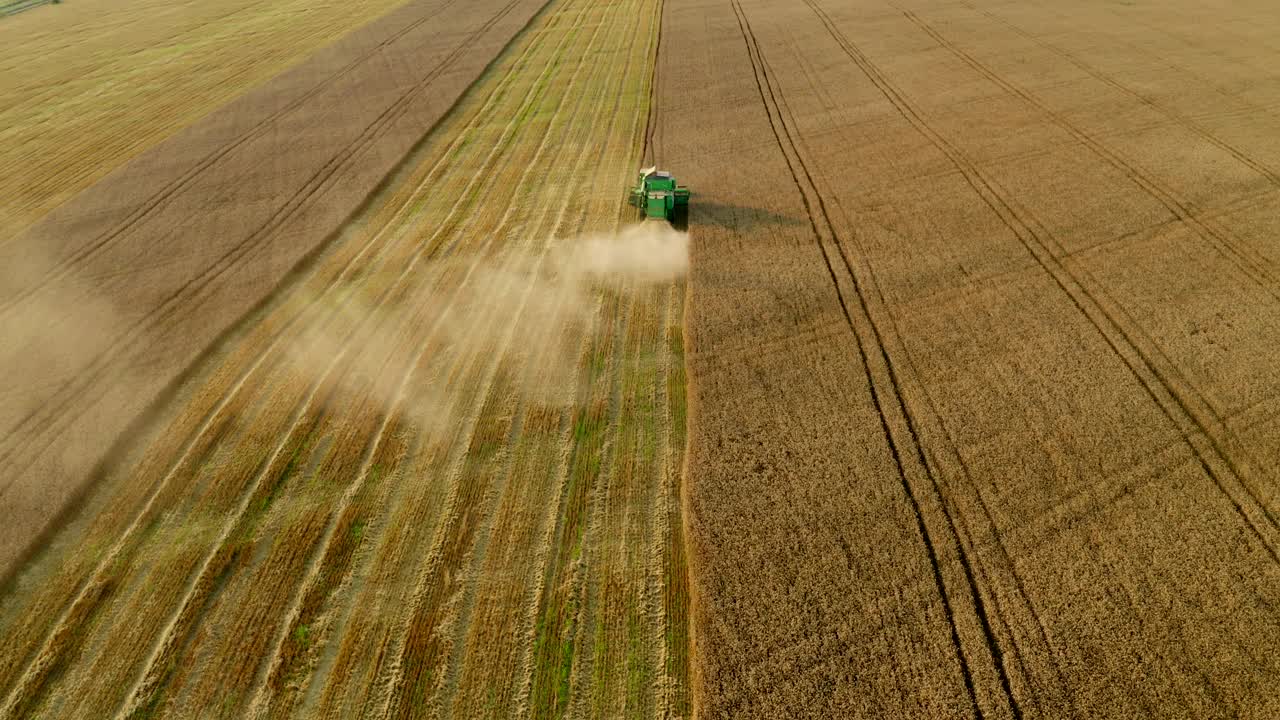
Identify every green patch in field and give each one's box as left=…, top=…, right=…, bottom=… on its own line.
left=529, top=593, right=579, bottom=719
left=626, top=605, right=648, bottom=714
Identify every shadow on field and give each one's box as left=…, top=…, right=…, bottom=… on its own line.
left=691, top=200, right=807, bottom=233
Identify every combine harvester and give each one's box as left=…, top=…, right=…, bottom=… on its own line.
left=628, top=166, right=690, bottom=224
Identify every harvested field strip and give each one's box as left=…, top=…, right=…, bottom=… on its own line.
left=525, top=288, right=625, bottom=720
left=376, top=7, right=660, bottom=717
left=364, top=16, right=635, bottom=715
left=154, top=2, right=615, bottom=712
left=586, top=285, right=667, bottom=718
left=440, top=11, right=650, bottom=714
left=0, top=0, right=430, bottom=236
left=4, top=0, right=596, bottom=712
left=0, top=0, right=688, bottom=716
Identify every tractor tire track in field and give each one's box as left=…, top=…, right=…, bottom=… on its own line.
left=0, top=0, right=535, bottom=478
left=660, top=0, right=1280, bottom=714
left=879, top=5, right=1280, bottom=550
left=796, top=0, right=1280, bottom=573
left=897, top=6, right=1280, bottom=375
left=739, top=0, right=1280, bottom=686
left=640, top=0, right=666, bottom=166
left=767, top=18, right=1069, bottom=718
left=895, top=4, right=1280, bottom=495
left=1008, top=0, right=1280, bottom=131
left=729, top=1, right=1023, bottom=717
left=0, top=0, right=574, bottom=707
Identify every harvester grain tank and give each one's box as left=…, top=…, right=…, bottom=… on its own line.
left=628, top=166, right=689, bottom=222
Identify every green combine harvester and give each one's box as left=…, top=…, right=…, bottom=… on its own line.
left=628, top=166, right=690, bottom=223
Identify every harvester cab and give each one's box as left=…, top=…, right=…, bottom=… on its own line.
left=628, top=166, right=690, bottom=223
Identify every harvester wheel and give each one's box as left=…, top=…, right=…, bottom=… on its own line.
left=671, top=204, right=688, bottom=231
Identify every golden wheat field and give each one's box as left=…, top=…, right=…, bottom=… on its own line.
left=3, top=0, right=1280, bottom=717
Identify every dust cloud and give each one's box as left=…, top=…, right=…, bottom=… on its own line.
left=0, top=220, right=687, bottom=464
left=0, top=246, right=124, bottom=441
left=0, top=219, right=685, bottom=574
left=286, top=221, right=689, bottom=437
left=568, top=222, right=691, bottom=284
left=0, top=242, right=149, bottom=576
